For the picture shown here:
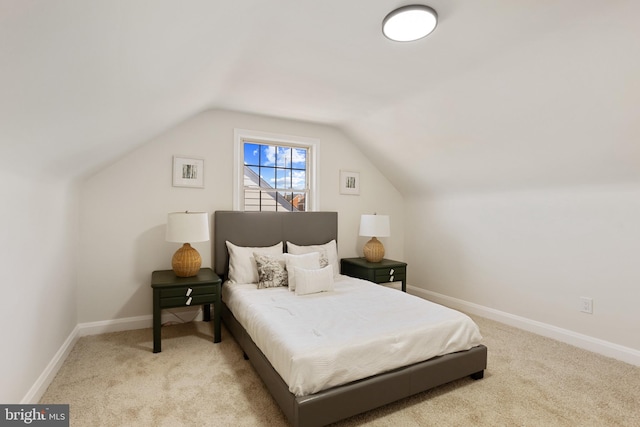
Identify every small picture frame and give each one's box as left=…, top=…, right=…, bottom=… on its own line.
left=173, top=156, right=204, bottom=188
left=340, top=170, right=360, bottom=195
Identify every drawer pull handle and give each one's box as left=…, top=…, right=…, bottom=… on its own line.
left=186, top=288, right=193, bottom=296
left=390, top=275, right=394, bottom=281
left=390, top=269, right=395, bottom=275
left=186, top=297, right=192, bottom=306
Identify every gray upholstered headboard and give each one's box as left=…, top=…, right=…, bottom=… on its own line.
left=213, top=211, right=338, bottom=279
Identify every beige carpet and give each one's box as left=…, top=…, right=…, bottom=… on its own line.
left=40, top=316, right=640, bottom=426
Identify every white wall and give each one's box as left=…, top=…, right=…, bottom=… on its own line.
left=79, top=109, right=403, bottom=323
left=0, top=170, right=78, bottom=403
left=405, top=184, right=640, bottom=354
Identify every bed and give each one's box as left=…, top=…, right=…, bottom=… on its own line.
left=214, top=211, right=487, bottom=427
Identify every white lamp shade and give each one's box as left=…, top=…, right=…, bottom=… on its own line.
left=359, top=215, right=390, bottom=237
left=166, top=212, right=210, bottom=243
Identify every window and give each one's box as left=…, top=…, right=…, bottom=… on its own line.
left=234, top=129, right=319, bottom=211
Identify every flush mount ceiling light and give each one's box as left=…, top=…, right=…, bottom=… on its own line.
left=382, top=5, right=438, bottom=42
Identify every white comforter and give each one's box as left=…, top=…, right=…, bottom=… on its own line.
left=222, top=275, right=483, bottom=396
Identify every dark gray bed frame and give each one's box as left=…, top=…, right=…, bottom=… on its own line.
left=214, top=211, right=487, bottom=427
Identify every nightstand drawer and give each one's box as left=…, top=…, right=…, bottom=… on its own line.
left=159, top=285, right=218, bottom=298
left=340, top=258, right=407, bottom=292
left=374, top=267, right=406, bottom=283
left=160, top=293, right=216, bottom=308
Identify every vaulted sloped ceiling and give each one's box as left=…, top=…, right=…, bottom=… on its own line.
left=1, top=0, right=638, bottom=194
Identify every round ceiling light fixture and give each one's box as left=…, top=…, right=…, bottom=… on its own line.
left=382, top=5, right=438, bottom=42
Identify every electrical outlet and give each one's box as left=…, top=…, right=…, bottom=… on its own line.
left=580, top=297, right=593, bottom=314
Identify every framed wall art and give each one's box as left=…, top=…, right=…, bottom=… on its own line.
left=339, top=170, right=360, bottom=195
left=173, top=156, right=204, bottom=188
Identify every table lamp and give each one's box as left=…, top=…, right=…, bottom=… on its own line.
left=359, top=214, right=390, bottom=263
left=166, top=211, right=210, bottom=277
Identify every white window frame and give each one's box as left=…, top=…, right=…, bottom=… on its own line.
left=233, top=128, right=320, bottom=211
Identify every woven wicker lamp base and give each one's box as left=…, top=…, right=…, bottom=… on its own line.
left=172, top=243, right=202, bottom=277
left=363, top=237, right=385, bottom=263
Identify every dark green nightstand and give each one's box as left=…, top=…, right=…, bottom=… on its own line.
left=151, top=268, right=222, bottom=353
left=340, top=258, right=407, bottom=292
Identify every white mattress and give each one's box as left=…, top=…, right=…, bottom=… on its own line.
left=222, top=275, right=483, bottom=396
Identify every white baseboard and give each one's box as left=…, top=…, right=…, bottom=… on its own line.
left=78, top=308, right=202, bottom=337
left=24, top=308, right=203, bottom=403
left=21, top=325, right=80, bottom=404
left=78, top=314, right=152, bottom=336
left=409, top=286, right=640, bottom=367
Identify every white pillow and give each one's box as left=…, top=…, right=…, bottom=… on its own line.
left=226, top=241, right=283, bottom=284
left=284, top=252, right=321, bottom=292
left=294, top=265, right=334, bottom=296
left=286, top=240, right=339, bottom=278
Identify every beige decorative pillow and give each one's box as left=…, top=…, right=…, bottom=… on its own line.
left=226, top=241, right=283, bottom=284
left=284, top=252, right=321, bottom=292
left=294, top=265, right=334, bottom=296
left=254, top=253, right=288, bottom=288
left=286, top=240, right=339, bottom=277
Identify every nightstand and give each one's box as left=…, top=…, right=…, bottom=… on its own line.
left=340, top=257, right=407, bottom=292
left=151, top=268, right=222, bottom=353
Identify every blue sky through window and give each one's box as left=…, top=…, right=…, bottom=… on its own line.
left=244, top=142, right=307, bottom=190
